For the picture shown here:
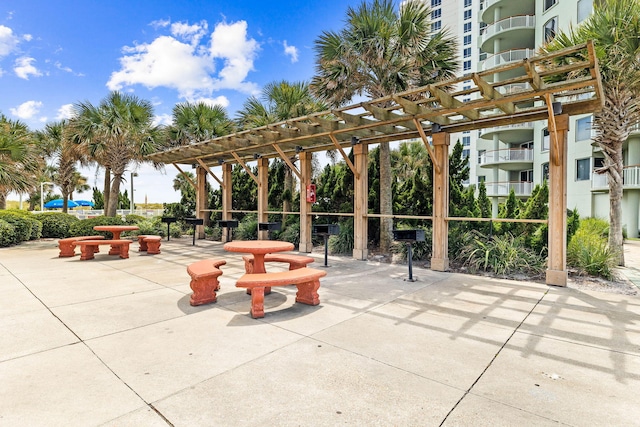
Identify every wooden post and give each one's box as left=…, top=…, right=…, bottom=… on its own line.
left=299, top=151, right=313, bottom=252
left=431, top=132, right=450, bottom=271
left=257, top=157, right=269, bottom=240
left=353, top=142, right=368, bottom=260
left=195, top=165, right=207, bottom=239
left=546, top=114, right=569, bottom=286
left=221, top=163, right=232, bottom=242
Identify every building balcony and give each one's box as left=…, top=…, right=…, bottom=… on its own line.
left=485, top=181, right=534, bottom=197
left=479, top=148, right=534, bottom=170
left=479, top=122, right=535, bottom=143
left=480, top=16, right=536, bottom=54
left=481, top=48, right=536, bottom=72
left=481, top=0, right=535, bottom=26
left=591, top=166, right=640, bottom=191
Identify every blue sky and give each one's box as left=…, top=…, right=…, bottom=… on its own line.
left=1, top=0, right=364, bottom=204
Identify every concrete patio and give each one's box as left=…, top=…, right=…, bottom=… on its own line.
left=1, top=238, right=639, bottom=426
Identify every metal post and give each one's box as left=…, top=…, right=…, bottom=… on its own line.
left=130, top=172, right=138, bottom=215
left=406, top=242, right=416, bottom=282
left=323, top=234, right=330, bottom=267
left=167, top=222, right=171, bottom=241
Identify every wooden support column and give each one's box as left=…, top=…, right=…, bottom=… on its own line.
left=546, top=114, right=569, bottom=286
left=431, top=132, right=450, bottom=271
left=221, top=162, right=232, bottom=242
left=353, top=143, right=368, bottom=260
left=299, top=151, right=313, bottom=253
left=195, top=165, right=207, bottom=239
left=257, top=157, right=269, bottom=240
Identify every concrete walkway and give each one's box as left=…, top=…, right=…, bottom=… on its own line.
left=1, top=238, right=639, bottom=426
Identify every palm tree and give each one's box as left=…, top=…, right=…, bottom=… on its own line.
left=539, top=0, right=640, bottom=266
left=165, top=101, right=235, bottom=147
left=69, top=171, right=90, bottom=200
left=70, top=92, right=160, bottom=217
left=236, top=80, right=328, bottom=216
left=0, top=114, right=41, bottom=209
left=311, top=0, right=458, bottom=253
left=38, top=120, right=88, bottom=213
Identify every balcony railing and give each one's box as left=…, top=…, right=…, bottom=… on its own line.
left=479, top=123, right=534, bottom=138
left=486, top=181, right=534, bottom=197
left=480, top=15, right=535, bottom=45
left=482, top=49, right=536, bottom=70
left=479, top=148, right=534, bottom=165
left=591, top=166, right=640, bottom=190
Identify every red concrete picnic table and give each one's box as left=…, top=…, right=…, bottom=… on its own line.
left=223, top=240, right=294, bottom=274
left=93, top=225, right=139, bottom=255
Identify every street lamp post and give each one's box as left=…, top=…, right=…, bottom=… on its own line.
left=40, top=181, right=54, bottom=212
left=130, top=172, right=138, bottom=215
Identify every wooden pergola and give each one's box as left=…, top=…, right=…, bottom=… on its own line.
left=147, top=42, right=603, bottom=286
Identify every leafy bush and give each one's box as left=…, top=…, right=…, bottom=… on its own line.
left=278, top=221, right=300, bottom=246
left=0, top=211, right=32, bottom=243
left=206, top=224, right=222, bottom=241
left=236, top=215, right=258, bottom=240
left=0, top=219, right=16, bottom=247
left=0, top=210, right=41, bottom=240
left=329, top=219, right=354, bottom=254
left=124, top=214, right=146, bottom=225
left=392, top=226, right=432, bottom=261
left=32, top=212, right=80, bottom=238
left=68, top=216, right=125, bottom=238
left=456, top=230, right=545, bottom=278
left=568, top=218, right=618, bottom=280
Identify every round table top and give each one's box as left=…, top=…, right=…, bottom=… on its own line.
left=93, top=225, right=140, bottom=231
left=223, top=240, right=294, bottom=254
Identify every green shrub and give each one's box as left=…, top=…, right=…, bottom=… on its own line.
left=124, top=214, right=146, bottom=225
left=68, top=216, right=125, bottom=238
left=278, top=221, right=300, bottom=246
left=0, top=211, right=33, bottom=243
left=392, top=226, right=432, bottom=261
left=2, top=211, right=44, bottom=240
left=236, top=215, right=258, bottom=240
left=567, top=218, right=618, bottom=280
left=0, top=219, right=17, bottom=247
left=32, top=212, right=79, bottom=238
left=456, top=230, right=545, bottom=278
left=206, top=224, right=222, bottom=241
left=329, top=219, right=354, bottom=254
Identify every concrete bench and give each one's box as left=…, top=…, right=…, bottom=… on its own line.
left=235, top=267, right=327, bottom=318
left=187, top=259, right=227, bottom=306
left=71, top=239, right=132, bottom=260
left=58, top=235, right=105, bottom=257
left=242, top=253, right=315, bottom=274
left=137, top=235, right=162, bottom=254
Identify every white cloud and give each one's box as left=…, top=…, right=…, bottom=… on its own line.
left=153, top=113, right=172, bottom=126
left=283, top=40, right=298, bottom=63
left=10, top=100, right=43, bottom=119
left=108, top=19, right=260, bottom=99
left=23, top=34, right=33, bottom=42
left=150, top=19, right=170, bottom=29
left=14, top=56, right=42, bottom=79
left=190, top=95, right=229, bottom=108
left=0, top=25, right=19, bottom=57
left=56, top=103, right=74, bottom=120
left=209, top=21, right=260, bottom=93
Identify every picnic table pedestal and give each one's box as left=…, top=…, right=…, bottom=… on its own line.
left=93, top=225, right=139, bottom=255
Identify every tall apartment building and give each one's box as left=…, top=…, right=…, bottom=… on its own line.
left=413, top=0, right=640, bottom=238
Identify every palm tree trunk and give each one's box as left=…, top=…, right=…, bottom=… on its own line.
left=107, top=172, right=122, bottom=217
left=283, top=166, right=293, bottom=223
left=0, top=193, right=7, bottom=210
left=379, top=141, right=393, bottom=253
left=103, top=167, right=111, bottom=215
left=607, top=143, right=625, bottom=266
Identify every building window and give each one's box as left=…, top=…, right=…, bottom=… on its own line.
left=478, top=175, right=486, bottom=183
left=593, top=157, right=605, bottom=170
left=542, top=128, right=550, bottom=151
left=432, top=9, right=441, bottom=19
left=578, top=0, right=593, bottom=23
left=544, top=17, right=558, bottom=42
left=463, top=47, right=471, bottom=58
left=544, top=0, right=558, bottom=11
left=520, top=170, right=533, bottom=182
left=576, top=116, right=592, bottom=141
left=464, top=0, right=472, bottom=7
left=463, top=60, right=471, bottom=71
left=576, top=158, right=590, bottom=181
left=464, top=22, right=472, bottom=33
left=542, top=162, right=550, bottom=181
left=462, top=149, right=470, bottom=160
left=463, top=135, right=471, bottom=146
left=431, top=0, right=441, bottom=6
left=464, top=9, right=472, bottom=20
left=464, top=35, right=472, bottom=46
left=478, top=150, right=485, bottom=164
left=432, top=21, right=442, bottom=31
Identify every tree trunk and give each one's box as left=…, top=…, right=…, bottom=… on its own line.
left=107, top=172, right=122, bottom=217
left=379, top=141, right=393, bottom=253
left=103, top=167, right=111, bottom=215
left=0, top=192, right=7, bottom=210
left=607, top=143, right=625, bottom=266
left=283, top=165, right=293, bottom=223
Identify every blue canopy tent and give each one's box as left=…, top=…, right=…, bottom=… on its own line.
left=75, top=200, right=95, bottom=207
left=44, top=199, right=79, bottom=209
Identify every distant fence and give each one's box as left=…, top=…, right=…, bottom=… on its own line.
left=35, top=209, right=165, bottom=219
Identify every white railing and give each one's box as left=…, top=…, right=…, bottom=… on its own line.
left=591, top=166, right=640, bottom=189
left=486, top=181, right=534, bottom=197
left=479, top=122, right=534, bottom=138
left=479, top=148, right=534, bottom=165
left=482, top=48, right=536, bottom=70
left=497, top=83, right=531, bottom=95
left=480, top=15, right=535, bottom=44
left=35, top=209, right=166, bottom=219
